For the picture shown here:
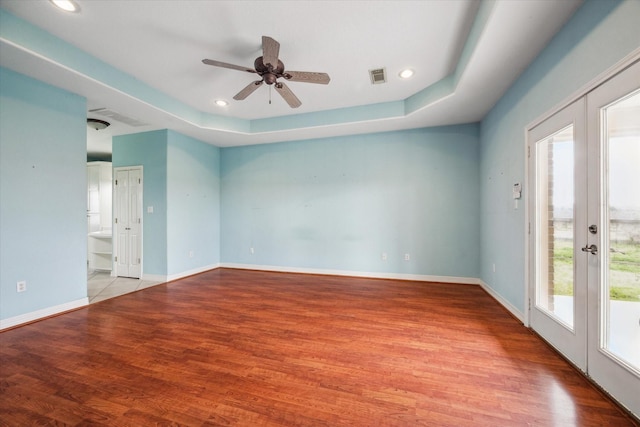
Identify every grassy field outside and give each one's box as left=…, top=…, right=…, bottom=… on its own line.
left=552, top=240, right=640, bottom=302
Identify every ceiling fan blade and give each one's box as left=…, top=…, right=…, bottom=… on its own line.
left=233, top=80, right=264, bottom=100
left=262, top=36, right=280, bottom=69
left=284, top=71, right=331, bottom=85
left=275, top=82, right=302, bottom=108
left=202, top=59, right=256, bottom=73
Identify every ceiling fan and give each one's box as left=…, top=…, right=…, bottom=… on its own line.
left=202, top=36, right=330, bottom=108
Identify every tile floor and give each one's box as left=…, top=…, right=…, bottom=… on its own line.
left=87, top=271, right=164, bottom=304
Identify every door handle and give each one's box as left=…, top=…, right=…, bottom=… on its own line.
left=581, top=244, right=598, bottom=255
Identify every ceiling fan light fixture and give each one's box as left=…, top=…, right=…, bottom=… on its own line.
left=215, top=99, right=229, bottom=107
left=87, top=118, right=110, bottom=131
left=50, top=0, right=80, bottom=13
left=399, top=68, right=414, bottom=79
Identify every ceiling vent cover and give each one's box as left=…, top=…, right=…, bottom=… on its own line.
left=369, top=68, right=387, bottom=85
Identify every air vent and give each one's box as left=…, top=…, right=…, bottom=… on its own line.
left=88, top=108, right=148, bottom=127
left=369, top=68, right=386, bottom=85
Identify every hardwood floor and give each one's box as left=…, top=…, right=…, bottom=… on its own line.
left=0, top=268, right=636, bottom=426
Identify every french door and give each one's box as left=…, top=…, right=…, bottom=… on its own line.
left=529, top=60, right=640, bottom=416
left=113, top=166, right=143, bottom=279
left=529, top=97, right=588, bottom=369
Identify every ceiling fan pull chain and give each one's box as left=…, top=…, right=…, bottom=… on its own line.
left=269, top=85, right=272, bottom=105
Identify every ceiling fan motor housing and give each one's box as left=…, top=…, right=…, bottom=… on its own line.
left=255, top=56, right=284, bottom=85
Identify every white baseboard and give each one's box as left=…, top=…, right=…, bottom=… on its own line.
left=141, top=273, right=168, bottom=282
left=0, top=267, right=523, bottom=331
left=163, top=263, right=222, bottom=283
left=222, top=263, right=524, bottom=322
left=0, top=297, right=89, bottom=331
left=477, top=279, right=525, bottom=322
left=220, top=263, right=481, bottom=285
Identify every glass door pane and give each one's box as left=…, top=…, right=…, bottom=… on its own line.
left=535, top=125, right=575, bottom=329
left=601, top=89, right=640, bottom=373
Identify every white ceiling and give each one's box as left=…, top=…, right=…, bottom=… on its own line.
left=0, top=0, right=582, bottom=154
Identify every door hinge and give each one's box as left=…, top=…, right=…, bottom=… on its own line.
left=138, top=178, right=141, bottom=184
left=115, top=179, right=118, bottom=185
left=115, top=256, right=117, bottom=262
left=138, top=218, right=141, bottom=223
left=528, top=298, right=531, bottom=310
left=115, top=218, right=118, bottom=224
left=527, top=145, right=531, bottom=158
left=528, top=222, right=531, bottom=234
left=138, top=258, right=141, bottom=264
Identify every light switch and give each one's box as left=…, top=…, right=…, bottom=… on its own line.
left=513, top=183, right=522, bottom=199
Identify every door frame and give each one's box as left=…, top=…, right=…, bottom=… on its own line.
left=112, top=165, right=143, bottom=279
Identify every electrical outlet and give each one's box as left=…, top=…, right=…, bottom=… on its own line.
left=381, top=252, right=387, bottom=261
left=492, top=263, right=496, bottom=273
left=404, top=253, right=410, bottom=261
left=189, top=250, right=194, bottom=258
left=17, top=281, right=26, bottom=293
left=250, top=247, right=255, bottom=254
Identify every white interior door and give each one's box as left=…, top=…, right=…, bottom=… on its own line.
left=529, top=60, right=640, bottom=417
left=87, top=164, right=100, bottom=233
left=528, top=98, right=588, bottom=371
left=586, top=61, right=640, bottom=416
left=114, top=167, right=142, bottom=279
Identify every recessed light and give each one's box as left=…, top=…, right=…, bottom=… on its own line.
left=50, top=0, right=80, bottom=12
left=215, top=100, right=228, bottom=107
left=399, top=68, right=414, bottom=79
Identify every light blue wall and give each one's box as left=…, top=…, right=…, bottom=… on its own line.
left=479, top=0, right=640, bottom=311
left=113, top=129, right=222, bottom=277
left=221, top=125, right=480, bottom=278
left=167, top=130, right=221, bottom=275
left=113, top=130, right=169, bottom=276
left=0, top=67, right=87, bottom=320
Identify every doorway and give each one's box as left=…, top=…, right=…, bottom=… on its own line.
left=528, top=60, right=640, bottom=415
left=113, top=166, right=143, bottom=279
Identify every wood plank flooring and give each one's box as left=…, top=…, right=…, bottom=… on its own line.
left=0, top=268, right=636, bottom=426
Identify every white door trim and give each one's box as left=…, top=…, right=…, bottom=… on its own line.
left=526, top=47, right=640, bottom=133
